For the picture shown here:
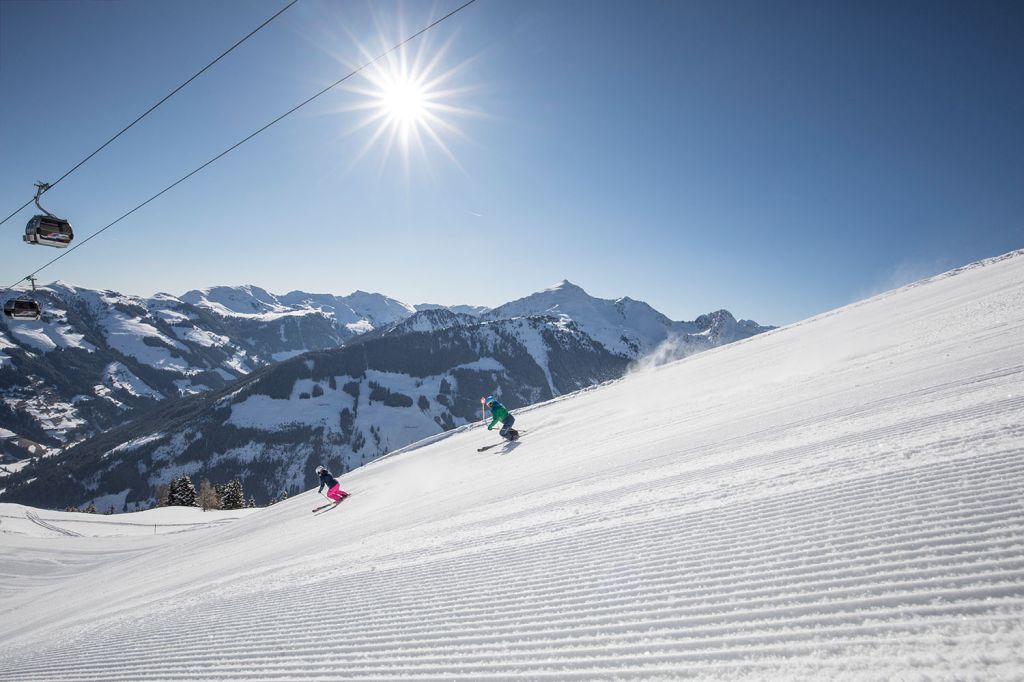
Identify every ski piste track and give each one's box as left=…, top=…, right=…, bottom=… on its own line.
left=1, top=251, right=1023, bottom=680
left=25, top=510, right=83, bottom=537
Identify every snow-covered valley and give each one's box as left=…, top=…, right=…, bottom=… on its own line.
left=0, top=251, right=1022, bottom=680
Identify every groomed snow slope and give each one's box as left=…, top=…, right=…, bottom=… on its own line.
left=1, top=252, right=1023, bottom=680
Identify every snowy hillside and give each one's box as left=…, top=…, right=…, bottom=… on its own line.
left=1, top=316, right=629, bottom=508
left=0, top=503, right=255, bottom=539
left=0, top=283, right=253, bottom=450
left=1, top=251, right=1021, bottom=680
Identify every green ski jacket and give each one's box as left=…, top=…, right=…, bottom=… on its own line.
left=487, top=402, right=510, bottom=429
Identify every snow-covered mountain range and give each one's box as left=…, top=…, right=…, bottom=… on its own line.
left=484, top=280, right=767, bottom=357
left=0, top=283, right=399, bottom=460
left=1, top=251, right=1020, bottom=680
left=0, top=284, right=464, bottom=461
left=0, top=280, right=771, bottom=505
left=181, top=285, right=417, bottom=337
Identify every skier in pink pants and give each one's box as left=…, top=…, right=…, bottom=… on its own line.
left=316, top=465, right=349, bottom=502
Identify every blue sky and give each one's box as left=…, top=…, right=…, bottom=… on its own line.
left=1, top=0, right=1020, bottom=325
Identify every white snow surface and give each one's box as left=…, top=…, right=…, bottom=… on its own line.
left=106, top=432, right=168, bottom=457
left=102, top=362, right=163, bottom=400
left=4, top=396, right=86, bottom=439
left=1, top=309, right=94, bottom=353
left=179, top=284, right=290, bottom=317
left=170, top=325, right=230, bottom=349
left=53, top=285, right=194, bottom=371
left=226, top=369, right=468, bottom=451
left=0, top=504, right=255, bottom=540
left=1, top=252, right=1023, bottom=680
left=0, top=332, right=13, bottom=367
left=271, top=349, right=308, bottom=362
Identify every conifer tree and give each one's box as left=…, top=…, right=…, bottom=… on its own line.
left=177, top=474, right=198, bottom=507
left=85, top=502, right=97, bottom=514
left=220, top=479, right=245, bottom=510
left=248, top=496, right=256, bottom=508
left=281, top=490, right=289, bottom=501
left=165, top=476, right=181, bottom=506
left=167, top=474, right=197, bottom=507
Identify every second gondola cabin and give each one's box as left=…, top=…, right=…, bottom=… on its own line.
left=24, top=214, right=73, bottom=248
left=3, top=296, right=42, bottom=321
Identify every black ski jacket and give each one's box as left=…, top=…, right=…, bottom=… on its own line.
left=317, top=470, right=339, bottom=492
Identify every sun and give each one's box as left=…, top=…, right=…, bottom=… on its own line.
left=340, top=31, right=478, bottom=174
left=379, top=75, right=428, bottom=131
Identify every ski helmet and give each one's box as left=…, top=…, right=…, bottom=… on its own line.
left=315, top=465, right=326, bottom=475
left=485, top=395, right=495, bottom=406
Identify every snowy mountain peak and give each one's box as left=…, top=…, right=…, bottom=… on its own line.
left=486, top=282, right=770, bottom=358
left=181, top=285, right=285, bottom=316
left=545, top=279, right=587, bottom=294
left=340, top=290, right=417, bottom=320
left=380, top=308, right=480, bottom=336
left=48, top=279, right=79, bottom=294
left=694, top=309, right=737, bottom=327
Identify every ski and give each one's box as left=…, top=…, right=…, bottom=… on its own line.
left=312, top=495, right=350, bottom=513
left=477, top=431, right=524, bottom=451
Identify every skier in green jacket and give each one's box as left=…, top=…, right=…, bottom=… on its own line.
left=485, top=395, right=519, bottom=441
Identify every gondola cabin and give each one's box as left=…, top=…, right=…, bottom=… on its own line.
left=3, top=296, right=42, bottom=321
left=24, top=214, right=73, bottom=248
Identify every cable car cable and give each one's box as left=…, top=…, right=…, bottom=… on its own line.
left=0, top=0, right=299, bottom=229
left=5, top=0, right=479, bottom=291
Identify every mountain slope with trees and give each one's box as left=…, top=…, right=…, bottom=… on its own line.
left=1, top=282, right=772, bottom=508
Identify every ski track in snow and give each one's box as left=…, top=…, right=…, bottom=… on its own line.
left=24, top=510, right=84, bottom=537
left=1, top=252, right=1023, bottom=680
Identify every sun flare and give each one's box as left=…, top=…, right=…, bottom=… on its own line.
left=340, top=30, right=478, bottom=173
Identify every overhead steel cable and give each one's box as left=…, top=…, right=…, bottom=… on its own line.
left=6, top=0, right=479, bottom=291
left=0, top=0, right=300, bottom=229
